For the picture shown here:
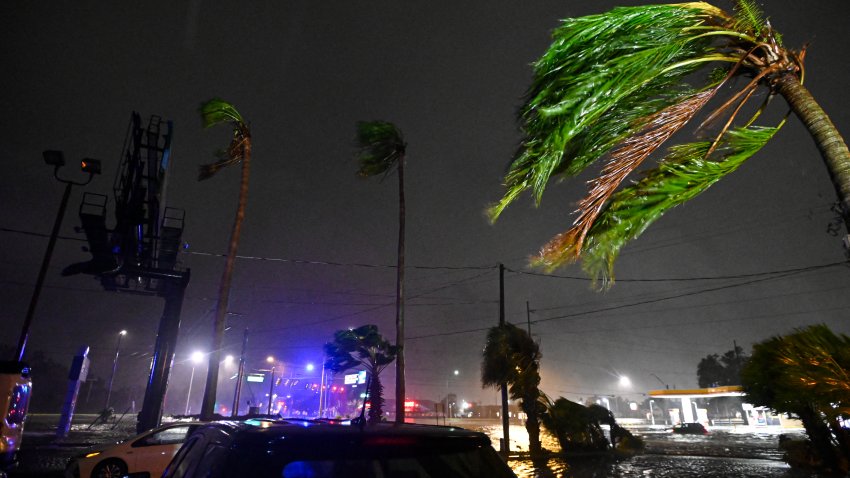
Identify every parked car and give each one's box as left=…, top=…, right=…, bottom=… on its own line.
left=65, top=421, right=206, bottom=478
left=671, top=422, right=708, bottom=435
left=157, top=418, right=517, bottom=478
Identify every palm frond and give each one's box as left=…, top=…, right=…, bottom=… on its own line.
left=490, top=3, right=727, bottom=220
left=355, top=121, right=406, bottom=177
left=200, top=98, right=246, bottom=129
left=535, top=125, right=779, bottom=286
left=198, top=99, right=250, bottom=181
left=569, top=88, right=720, bottom=254
left=732, top=0, right=766, bottom=38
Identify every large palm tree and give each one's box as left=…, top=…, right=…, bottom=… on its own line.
left=481, top=323, right=544, bottom=456
left=197, top=99, right=252, bottom=420
left=324, top=324, right=397, bottom=424
left=490, top=1, right=850, bottom=286
left=354, top=121, right=408, bottom=422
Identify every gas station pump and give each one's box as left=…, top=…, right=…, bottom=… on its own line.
left=0, top=361, right=31, bottom=475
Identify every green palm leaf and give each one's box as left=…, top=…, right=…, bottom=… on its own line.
left=200, top=98, right=246, bottom=129
left=198, top=98, right=250, bottom=180
left=490, top=3, right=731, bottom=220
left=355, top=121, right=406, bottom=177
left=537, top=125, right=779, bottom=286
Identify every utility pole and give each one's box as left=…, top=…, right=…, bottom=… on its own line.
left=231, top=328, right=248, bottom=417
left=526, top=301, right=532, bottom=335
left=499, top=263, right=510, bottom=458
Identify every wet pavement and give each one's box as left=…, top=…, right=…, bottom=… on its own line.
left=5, top=415, right=832, bottom=478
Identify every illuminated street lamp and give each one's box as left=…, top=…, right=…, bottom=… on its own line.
left=446, top=369, right=459, bottom=423
left=619, top=375, right=631, bottom=387
left=15, top=150, right=101, bottom=361
left=105, top=330, right=127, bottom=410
left=266, top=356, right=276, bottom=415
left=185, top=351, right=204, bottom=415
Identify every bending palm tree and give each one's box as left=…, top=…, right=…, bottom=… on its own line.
left=324, top=325, right=397, bottom=424
left=490, top=1, right=850, bottom=286
left=481, top=323, right=544, bottom=456
left=197, top=99, right=252, bottom=419
left=355, top=121, right=408, bottom=422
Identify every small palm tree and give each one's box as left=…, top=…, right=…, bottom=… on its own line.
left=481, top=323, right=544, bottom=455
left=324, top=324, right=397, bottom=424
left=490, top=1, right=850, bottom=286
left=742, top=324, right=850, bottom=473
left=354, top=121, right=408, bottom=422
left=196, top=99, right=252, bottom=420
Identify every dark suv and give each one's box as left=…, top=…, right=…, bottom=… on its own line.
left=160, top=419, right=516, bottom=478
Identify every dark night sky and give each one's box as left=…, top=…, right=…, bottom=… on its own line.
left=2, top=1, right=849, bottom=413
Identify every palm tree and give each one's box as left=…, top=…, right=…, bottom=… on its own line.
left=324, top=324, right=397, bottom=424
left=489, top=1, right=850, bottom=286
left=354, top=121, right=408, bottom=422
left=481, top=323, right=544, bottom=456
left=196, top=99, right=252, bottom=420
left=742, top=324, right=850, bottom=473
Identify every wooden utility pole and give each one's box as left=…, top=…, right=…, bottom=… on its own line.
left=499, top=263, right=510, bottom=458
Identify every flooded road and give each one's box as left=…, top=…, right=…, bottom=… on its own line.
left=462, top=421, right=827, bottom=478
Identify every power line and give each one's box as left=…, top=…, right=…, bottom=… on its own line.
left=407, top=269, right=812, bottom=341
left=3, top=224, right=846, bottom=283
left=506, top=260, right=847, bottom=284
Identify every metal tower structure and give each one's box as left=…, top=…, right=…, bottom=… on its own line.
left=65, top=112, right=190, bottom=433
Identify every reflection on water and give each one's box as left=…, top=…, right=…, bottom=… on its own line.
left=466, top=421, right=823, bottom=478
left=510, top=454, right=793, bottom=478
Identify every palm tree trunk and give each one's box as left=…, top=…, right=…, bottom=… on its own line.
left=776, top=74, right=850, bottom=233
left=395, top=157, right=406, bottom=423
left=522, top=396, right=542, bottom=455
left=200, top=140, right=252, bottom=419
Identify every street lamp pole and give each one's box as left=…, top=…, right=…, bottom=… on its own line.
left=105, top=330, right=127, bottom=410
left=185, top=351, right=204, bottom=415
left=267, top=367, right=276, bottom=415
left=317, top=362, right=326, bottom=418
left=15, top=151, right=100, bottom=361
left=185, top=366, right=197, bottom=415
left=266, top=356, right=276, bottom=415
left=445, top=369, right=459, bottom=425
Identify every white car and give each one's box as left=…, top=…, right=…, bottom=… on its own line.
left=66, top=421, right=205, bottom=478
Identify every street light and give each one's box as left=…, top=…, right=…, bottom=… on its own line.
left=445, top=369, right=459, bottom=424
left=185, top=351, right=204, bottom=415
left=105, top=330, right=127, bottom=410
left=266, top=356, right=276, bottom=415
left=15, top=150, right=101, bottom=361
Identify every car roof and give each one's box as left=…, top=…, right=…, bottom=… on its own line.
left=197, top=419, right=491, bottom=448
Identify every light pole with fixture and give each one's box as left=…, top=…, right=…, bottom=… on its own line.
left=266, top=356, right=276, bottom=415
left=185, top=351, right=204, bottom=415
left=445, top=369, right=459, bottom=424
left=15, top=150, right=101, bottom=361
left=105, top=330, right=127, bottom=410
